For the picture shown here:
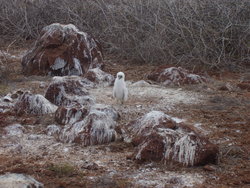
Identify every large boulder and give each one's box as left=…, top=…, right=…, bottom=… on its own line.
left=45, top=76, right=94, bottom=106
left=127, top=111, right=218, bottom=166
left=22, top=23, right=103, bottom=76
left=14, top=91, right=58, bottom=115
left=147, top=66, right=207, bottom=86
left=59, top=104, right=119, bottom=146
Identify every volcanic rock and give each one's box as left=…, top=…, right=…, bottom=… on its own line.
left=128, top=111, right=218, bottom=166
left=90, top=104, right=120, bottom=121
left=46, top=124, right=61, bottom=136
left=3, top=95, right=13, bottom=102
left=0, top=90, right=27, bottom=113
left=85, top=68, right=114, bottom=86
left=0, top=173, right=43, bottom=188
left=14, top=91, right=58, bottom=115
left=55, top=105, right=89, bottom=125
left=147, top=66, right=207, bottom=86
left=4, top=124, right=25, bottom=136
left=45, top=76, right=94, bottom=106
left=59, top=104, right=118, bottom=146
left=22, top=23, right=103, bottom=76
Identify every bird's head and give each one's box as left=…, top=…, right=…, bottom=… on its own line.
left=117, top=72, right=125, bottom=80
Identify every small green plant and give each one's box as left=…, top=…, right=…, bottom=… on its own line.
left=48, top=163, right=76, bottom=177
left=0, top=84, right=8, bottom=96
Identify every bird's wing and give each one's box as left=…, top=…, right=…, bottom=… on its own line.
left=112, top=89, right=116, bottom=98
left=113, top=79, right=118, bottom=98
left=123, top=88, right=128, bottom=101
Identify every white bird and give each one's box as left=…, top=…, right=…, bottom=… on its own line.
left=113, top=72, right=128, bottom=104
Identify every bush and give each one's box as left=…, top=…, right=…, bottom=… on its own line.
left=0, top=50, right=11, bottom=82
left=47, top=163, right=75, bottom=177
left=0, top=0, right=249, bottom=69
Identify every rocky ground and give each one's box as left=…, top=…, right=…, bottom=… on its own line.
left=0, top=47, right=249, bottom=188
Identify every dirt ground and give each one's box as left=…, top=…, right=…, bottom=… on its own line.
left=0, top=47, right=249, bottom=188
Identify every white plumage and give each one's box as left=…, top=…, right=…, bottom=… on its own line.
left=113, top=72, right=128, bottom=104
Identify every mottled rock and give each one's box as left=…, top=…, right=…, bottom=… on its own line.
left=46, top=124, right=61, bottom=136
left=85, top=68, right=114, bottom=86
left=59, top=105, right=118, bottom=146
left=14, top=91, right=58, bottom=115
left=3, top=95, right=13, bottom=102
left=91, top=104, right=120, bottom=121
left=45, top=76, right=94, bottom=106
left=55, top=105, right=88, bottom=125
left=9, top=90, right=24, bottom=100
left=148, top=66, right=207, bottom=86
left=81, top=162, right=100, bottom=170
left=4, top=124, right=25, bottom=136
left=0, top=100, right=14, bottom=113
left=218, top=82, right=237, bottom=92
left=22, top=23, right=103, bottom=76
left=0, top=90, right=27, bottom=113
left=128, top=111, right=218, bottom=166
left=39, top=82, right=46, bottom=88
left=0, top=173, right=43, bottom=188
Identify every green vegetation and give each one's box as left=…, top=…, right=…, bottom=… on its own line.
left=48, top=163, right=76, bottom=177
left=0, top=84, right=9, bottom=96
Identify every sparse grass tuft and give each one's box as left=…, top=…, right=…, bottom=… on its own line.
left=0, top=84, right=9, bottom=96
left=48, top=163, right=76, bottom=177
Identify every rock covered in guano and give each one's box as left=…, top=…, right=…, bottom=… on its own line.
left=45, top=76, right=94, bottom=106
left=0, top=173, right=43, bottom=188
left=46, top=124, right=61, bottom=137
left=55, top=105, right=89, bottom=125
left=127, top=111, right=218, bottom=166
left=22, top=23, right=103, bottom=76
left=14, top=91, right=58, bottom=115
left=148, top=66, right=207, bottom=86
left=4, top=124, right=25, bottom=136
left=85, top=68, right=114, bottom=86
left=59, top=104, right=119, bottom=146
left=0, top=90, right=24, bottom=113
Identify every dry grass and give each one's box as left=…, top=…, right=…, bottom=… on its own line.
left=0, top=0, right=249, bottom=70
left=47, top=163, right=76, bottom=177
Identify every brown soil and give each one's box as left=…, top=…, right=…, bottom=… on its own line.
left=0, top=49, right=250, bottom=188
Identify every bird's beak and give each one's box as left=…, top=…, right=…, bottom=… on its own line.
left=118, top=75, right=122, bottom=79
